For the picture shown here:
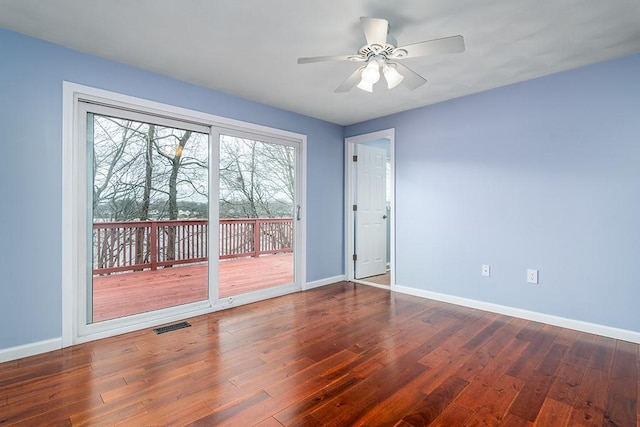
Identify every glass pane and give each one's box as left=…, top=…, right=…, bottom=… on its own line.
left=218, top=135, right=295, bottom=297
left=90, top=114, right=209, bottom=323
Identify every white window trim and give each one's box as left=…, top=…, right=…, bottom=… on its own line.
left=62, top=82, right=307, bottom=346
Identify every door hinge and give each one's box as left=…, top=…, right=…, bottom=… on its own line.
left=352, top=155, right=357, bottom=162
left=352, top=204, right=357, bottom=211
left=352, top=254, right=357, bottom=261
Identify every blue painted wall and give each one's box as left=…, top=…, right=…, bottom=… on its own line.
left=0, top=28, right=344, bottom=350
left=347, top=53, right=640, bottom=332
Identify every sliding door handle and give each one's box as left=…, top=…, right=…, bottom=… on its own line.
left=296, top=205, right=301, bottom=221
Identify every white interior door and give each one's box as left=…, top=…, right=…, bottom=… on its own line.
left=355, top=144, right=387, bottom=279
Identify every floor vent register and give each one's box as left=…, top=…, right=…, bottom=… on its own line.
left=153, top=321, right=191, bottom=334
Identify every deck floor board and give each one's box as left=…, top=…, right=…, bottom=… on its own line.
left=92, top=253, right=293, bottom=322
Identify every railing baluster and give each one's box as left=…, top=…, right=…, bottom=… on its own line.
left=150, top=221, right=158, bottom=271
left=126, top=227, right=131, bottom=269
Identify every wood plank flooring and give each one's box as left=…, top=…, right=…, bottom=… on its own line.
left=1, top=282, right=638, bottom=426
left=360, top=271, right=391, bottom=286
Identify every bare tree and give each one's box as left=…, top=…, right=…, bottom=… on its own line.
left=92, top=117, right=297, bottom=267
left=219, top=136, right=296, bottom=252
left=91, top=114, right=208, bottom=269
left=93, top=117, right=147, bottom=220
left=219, top=136, right=295, bottom=219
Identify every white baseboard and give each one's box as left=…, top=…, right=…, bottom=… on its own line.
left=0, top=338, right=62, bottom=363
left=305, top=274, right=347, bottom=290
left=394, top=285, right=640, bottom=344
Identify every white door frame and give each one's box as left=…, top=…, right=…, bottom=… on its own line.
left=345, top=129, right=395, bottom=289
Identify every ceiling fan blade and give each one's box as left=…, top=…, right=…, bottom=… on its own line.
left=297, top=55, right=356, bottom=64
left=335, top=66, right=364, bottom=93
left=395, top=35, right=465, bottom=58
left=360, top=17, right=388, bottom=47
left=392, top=62, right=427, bottom=90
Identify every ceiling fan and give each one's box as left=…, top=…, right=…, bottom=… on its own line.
left=297, top=17, right=465, bottom=93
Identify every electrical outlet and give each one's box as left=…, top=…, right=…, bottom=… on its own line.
left=527, top=269, right=538, bottom=284
left=482, top=265, right=490, bottom=277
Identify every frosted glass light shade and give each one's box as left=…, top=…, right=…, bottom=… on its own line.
left=383, top=63, right=404, bottom=89
left=360, top=61, right=381, bottom=84
left=357, top=80, right=374, bottom=92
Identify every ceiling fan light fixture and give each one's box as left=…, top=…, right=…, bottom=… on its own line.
left=360, top=61, right=381, bottom=84
left=356, top=79, right=374, bottom=92
left=383, top=62, right=404, bottom=89
left=298, top=17, right=461, bottom=94
left=357, top=60, right=381, bottom=92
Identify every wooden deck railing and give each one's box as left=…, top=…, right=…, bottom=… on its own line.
left=93, top=218, right=293, bottom=275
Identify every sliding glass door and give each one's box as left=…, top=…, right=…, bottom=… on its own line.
left=65, top=84, right=306, bottom=344
left=216, top=130, right=299, bottom=299
left=83, top=102, right=210, bottom=325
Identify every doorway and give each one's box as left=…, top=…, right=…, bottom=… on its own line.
left=345, top=129, right=395, bottom=288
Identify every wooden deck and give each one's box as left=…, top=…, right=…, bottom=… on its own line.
left=92, top=253, right=293, bottom=322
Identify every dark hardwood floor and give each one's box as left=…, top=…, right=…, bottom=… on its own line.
left=1, top=282, right=638, bottom=426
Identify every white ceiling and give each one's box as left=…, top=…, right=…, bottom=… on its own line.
left=1, top=0, right=639, bottom=125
